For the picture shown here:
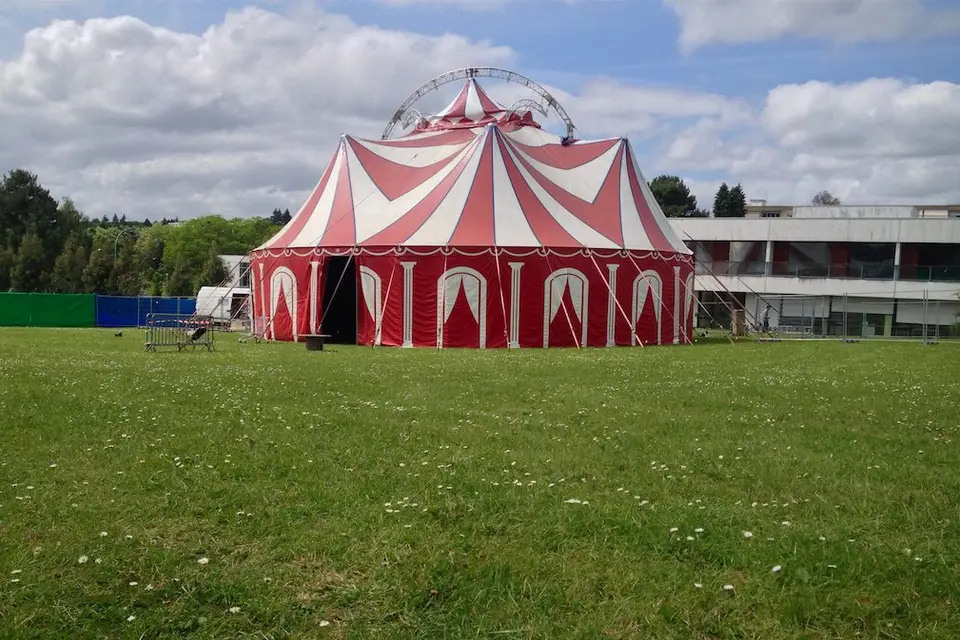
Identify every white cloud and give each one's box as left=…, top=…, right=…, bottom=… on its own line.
left=375, top=0, right=507, bottom=7
left=0, top=7, right=516, bottom=218
left=481, top=75, right=752, bottom=140
left=372, top=0, right=577, bottom=7
left=665, top=78, right=960, bottom=206
left=665, top=0, right=960, bottom=52
left=557, top=77, right=752, bottom=139
left=0, top=5, right=957, bottom=222
left=0, top=0, right=88, bottom=10
left=0, top=6, right=747, bottom=219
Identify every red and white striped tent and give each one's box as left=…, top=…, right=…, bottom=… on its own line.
left=250, top=77, right=694, bottom=348
left=415, top=79, right=539, bottom=132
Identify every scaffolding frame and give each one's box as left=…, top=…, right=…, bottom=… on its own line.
left=705, top=289, right=960, bottom=342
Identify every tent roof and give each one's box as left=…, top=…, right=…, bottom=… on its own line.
left=434, top=78, right=506, bottom=122
left=410, top=79, right=539, bottom=134
left=258, top=81, right=690, bottom=255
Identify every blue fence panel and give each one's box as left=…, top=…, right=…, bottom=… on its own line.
left=95, top=295, right=140, bottom=328
left=141, top=298, right=164, bottom=326
left=141, top=297, right=198, bottom=325
left=94, top=296, right=199, bottom=328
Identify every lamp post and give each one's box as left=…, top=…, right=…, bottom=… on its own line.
left=114, top=226, right=136, bottom=261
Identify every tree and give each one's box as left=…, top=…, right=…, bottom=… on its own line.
left=49, top=235, right=88, bottom=293
left=0, top=176, right=93, bottom=293
left=0, top=169, right=61, bottom=263
left=270, top=208, right=292, bottom=225
left=728, top=183, right=747, bottom=217
left=134, top=228, right=166, bottom=294
left=648, top=175, right=699, bottom=218
left=165, top=259, right=193, bottom=297
left=713, top=182, right=747, bottom=218
left=109, top=230, right=142, bottom=295
left=82, top=231, right=115, bottom=294
left=712, top=183, right=730, bottom=217
left=235, top=217, right=284, bottom=248
left=10, top=234, right=47, bottom=291
left=2, top=168, right=284, bottom=295
left=0, top=247, right=14, bottom=291
left=812, top=190, right=841, bottom=206
left=197, top=244, right=229, bottom=289
left=52, top=199, right=85, bottom=256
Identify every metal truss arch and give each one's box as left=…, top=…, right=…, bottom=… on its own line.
left=381, top=67, right=576, bottom=140
left=399, top=108, right=426, bottom=130
left=505, top=98, right=548, bottom=119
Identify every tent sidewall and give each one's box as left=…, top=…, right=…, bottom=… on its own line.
left=249, top=249, right=694, bottom=348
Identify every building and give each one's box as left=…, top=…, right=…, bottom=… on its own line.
left=671, top=205, right=960, bottom=337
left=220, top=254, right=251, bottom=288
left=745, top=201, right=960, bottom=219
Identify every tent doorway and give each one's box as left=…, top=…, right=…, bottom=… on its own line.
left=320, top=256, right=357, bottom=344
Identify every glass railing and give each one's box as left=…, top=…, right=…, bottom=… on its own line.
left=695, top=261, right=765, bottom=277
left=696, top=261, right=960, bottom=282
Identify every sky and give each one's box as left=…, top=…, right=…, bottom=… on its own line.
left=1, top=0, right=959, bottom=220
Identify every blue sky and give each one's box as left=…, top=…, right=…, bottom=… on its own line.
left=1, top=0, right=959, bottom=217
left=348, top=0, right=960, bottom=91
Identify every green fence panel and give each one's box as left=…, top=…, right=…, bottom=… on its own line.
left=0, top=293, right=97, bottom=328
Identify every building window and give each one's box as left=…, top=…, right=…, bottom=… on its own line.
left=761, top=211, right=781, bottom=218
left=239, top=262, right=250, bottom=288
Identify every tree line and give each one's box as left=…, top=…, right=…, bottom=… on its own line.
left=647, top=175, right=748, bottom=218
left=0, top=170, right=284, bottom=296
left=1, top=166, right=846, bottom=296
left=648, top=176, right=842, bottom=218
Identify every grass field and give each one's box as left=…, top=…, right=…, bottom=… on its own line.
left=1, top=329, right=958, bottom=639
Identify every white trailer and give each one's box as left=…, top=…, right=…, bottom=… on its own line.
left=195, top=286, right=251, bottom=330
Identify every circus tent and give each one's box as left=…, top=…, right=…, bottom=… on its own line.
left=249, top=74, right=695, bottom=348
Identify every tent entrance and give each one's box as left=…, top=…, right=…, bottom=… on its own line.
left=320, top=256, right=358, bottom=344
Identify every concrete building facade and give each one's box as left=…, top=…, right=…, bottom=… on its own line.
left=670, top=205, right=960, bottom=337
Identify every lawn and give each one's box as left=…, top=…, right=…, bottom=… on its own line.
left=0, top=329, right=958, bottom=639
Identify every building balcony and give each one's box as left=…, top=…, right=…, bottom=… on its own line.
left=698, top=261, right=960, bottom=282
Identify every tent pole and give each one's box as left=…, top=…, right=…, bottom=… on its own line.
left=492, top=249, right=510, bottom=348
left=542, top=250, right=582, bottom=350
left=438, top=249, right=449, bottom=350
left=935, top=298, right=941, bottom=342
left=318, top=253, right=353, bottom=341
left=376, top=256, right=399, bottom=349
left=353, top=250, right=359, bottom=347
left=587, top=252, right=640, bottom=347
left=625, top=252, right=683, bottom=347
left=921, top=289, right=928, bottom=344
left=842, top=293, right=848, bottom=341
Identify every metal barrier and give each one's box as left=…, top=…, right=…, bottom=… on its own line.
left=144, top=314, right=215, bottom=352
